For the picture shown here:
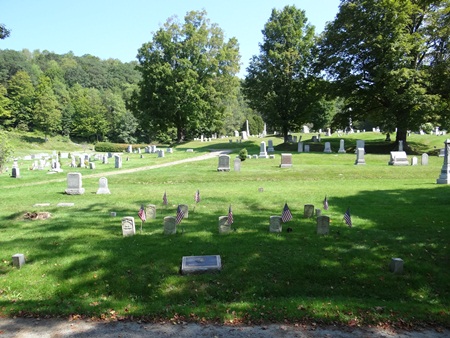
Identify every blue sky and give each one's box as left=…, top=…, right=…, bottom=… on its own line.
left=1, top=0, right=340, bottom=77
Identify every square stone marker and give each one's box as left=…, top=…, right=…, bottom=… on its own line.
left=181, top=255, right=222, bottom=275
left=12, top=253, right=25, bottom=268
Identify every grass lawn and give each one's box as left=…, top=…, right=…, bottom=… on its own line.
left=0, top=131, right=449, bottom=327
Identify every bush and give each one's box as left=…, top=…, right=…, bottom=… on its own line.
left=94, top=142, right=128, bottom=152
left=239, top=148, right=248, bottom=161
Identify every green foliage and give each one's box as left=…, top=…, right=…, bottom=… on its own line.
left=94, top=142, right=128, bottom=152
left=238, top=147, right=248, bottom=161
left=0, top=130, right=12, bottom=172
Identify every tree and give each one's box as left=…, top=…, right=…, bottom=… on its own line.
left=134, top=10, right=240, bottom=142
left=0, top=131, right=13, bottom=173
left=243, top=5, right=318, bottom=142
left=0, top=24, right=10, bottom=40
left=317, top=0, right=447, bottom=147
left=7, top=70, right=35, bottom=130
left=33, top=75, right=61, bottom=139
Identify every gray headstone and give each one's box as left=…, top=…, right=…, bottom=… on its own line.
left=398, top=140, right=403, bottom=152
left=218, top=216, right=231, bottom=234
left=65, top=172, right=85, bottom=195
left=356, top=140, right=365, bottom=150
left=11, top=167, right=20, bottom=178
left=316, top=215, right=330, bottom=235
left=96, top=177, right=111, bottom=194
left=268, top=139, right=274, bottom=152
left=421, top=153, right=428, bottom=165
left=304, top=204, right=315, bottom=218
left=114, top=155, right=122, bottom=169
left=355, top=148, right=366, bottom=165
left=181, top=255, right=222, bottom=275
left=12, top=253, right=25, bottom=269
left=102, top=155, right=108, bottom=164
left=324, top=142, right=332, bottom=153
left=280, top=153, right=292, bottom=168
left=388, top=151, right=408, bottom=166
left=179, top=204, right=189, bottom=218
left=437, top=139, right=450, bottom=184
left=217, top=154, right=231, bottom=171
left=338, top=139, right=346, bottom=153
left=127, top=145, right=132, bottom=153
left=234, top=158, right=241, bottom=172
left=146, top=204, right=156, bottom=219
left=389, top=258, right=404, bottom=274
left=158, top=150, right=165, bottom=158
left=163, top=216, right=177, bottom=235
left=89, top=162, right=95, bottom=169
left=298, top=141, right=303, bottom=153
left=269, top=216, right=282, bottom=233
left=304, top=145, right=310, bottom=153
left=259, top=141, right=268, bottom=158
left=121, top=217, right=136, bottom=236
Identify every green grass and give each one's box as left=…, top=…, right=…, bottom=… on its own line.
left=0, top=131, right=449, bottom=327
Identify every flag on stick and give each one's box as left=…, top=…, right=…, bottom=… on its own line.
left=344, top=207, right=352, bottom=227
left=163, top=191, right=168, bottom=205
left=227, top=205, right=234, bottom=225
left=195, top=189, right=200, bottom=203
left=323, top=196, right=329, bottom=210
left=176, top=205, right=185, bottom=225
left=281, top=203, right=293, bottom=223
left=138, top=205, right=146, bottom=222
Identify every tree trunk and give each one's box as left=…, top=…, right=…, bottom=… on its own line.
left=395, top=128, right=409, bottom=152
left=283, top=125, right=289, bottom=143
left=177, top=127, right=185, bottom=143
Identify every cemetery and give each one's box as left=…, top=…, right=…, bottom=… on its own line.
left=0, top=131, right=449, bottom=328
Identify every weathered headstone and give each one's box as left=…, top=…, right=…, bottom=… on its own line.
left=11, top=166, right=20, bottom=178
left=437, top=139, right=450, bottom=184
left=218, top=216, right=231, bottom=234
left=12, top=254, right=25, bottom=269
left=269, top=216, right=282, bottom=233
left=297, top=142, right=303, bottom=153
left=146, top=204, right=156, bottom=220
left=158, top=150, right=165, bottom=158
left=127, top=145, right=132, bottom=153
left=280, top=153, right=292, bottom=168
left=268, top=139, right=274, bottom=152
left=96, top=177, right=111, bottom=194
left=388, top=151, right=408, bottom=166
left=114, top=155, right=122, bottom=169
left=179, top=204, right=189, bottom=218
left=163, top=216, right=177, bottom=235
left=241, top=131, right=248, bottom=140
left=323, top=142, right=332, bottom=153
left=356, top=140, right=365, bottom=150
left=338, top=139, right=346, bottom=153
left=259, top=141, right=269, bottom=158
left=304, top=145, right=310, bottom=153
left=411, top=156, right=418, bottom=166
left=181, top=255, right=222, bottom=275
left=421, top=153, right=429, bottom=165
left=355, top=148, right=366, bottom=165
left=65, top=172, right=85, bottom=195
left=102, top=155, right=108, bottom=164
left=121, top=217, right=136, bottom=236
left=217, top=154, right=231, bottom=171
left=304, top=204, right=315, bottom=218
left=234, top=158, right=241, bottom=172
left=316, top=215, right=330, bottom=235
left=398, top=140, right=404, bottom=152
left=89, top=162, right=95, bottom=169
left=389, top=258, right=404, bottom=274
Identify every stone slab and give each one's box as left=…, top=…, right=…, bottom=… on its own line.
left=181, top=255, right=222, bottom=275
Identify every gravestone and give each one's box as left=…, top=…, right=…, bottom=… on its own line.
left=167, top=148, right=173, bottom=154
left=355, top=148, right=366, bottom=165
left=234, top=130, right=239, bottom=137
left=259, top=141, right=269, bottom=158
left=388, top=151, right=408, bottom=166
left=234, top=158, right=241, bottom=172
left=158, top=150, right=165, bottom=158
left=356, top=140, right=365, bottom=150
left=146, top=204, right=156, bottom=220
left=439, top=148, right=445, bottom=157
left=151, top=145, right=157, bottom=153
left=121, top=217, right=136, bottom=236
left=163, top=216, right=177, bottom=235
left=398, top=140, right=404, bottom=152
left=114, top=155, right=122, bottom=169
left=269, top=216, right=282, bottom=233
left=436, top=139, right=450, bottom=184
left=293, top=136, right=297, bottom=143
left=96, top=177, right=111, bottom=194
left=316, top=215, right=330, bottom=235
left=12, top=254, right=25, bottom=269
left=268, top=139, right=274, bottom=152
left=65, top=172, right=85, bottom=195
left=181, top=255, right=222, bottom=275
left=241, top=131, right=248, bottom=140
left=280, top=153, right=292, bottom=168
left=217, top=154, right=231, bottom=171
left=315, top=209, right=322, bottom=217
left=411, top=156, right=418, bottom=166
left=389, top=258, right=404, bottom=274
left=421, top=153, right=429, bottom=165
left=218, top=216, right=231, bottom=234
left=179, top=204, right=189, bottom=218
left=304, top=204, right=315, bottom=218
left=102, top=155, right=108, bottom=164
left=304, top=145, right=310, bottom=153
left=298, top=142, right=303, bottom=153
left=89, top=162, right=95, bottom=169
left=338, top=139, right=346, bottom=153
left=127, top=145, right=132, bottom=153
left=57, top=202, right=74, bottom=207
left=323, top=142, right=332, bottom=153
left=11, top=167, right=20, bottom=178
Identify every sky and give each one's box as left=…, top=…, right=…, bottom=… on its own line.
left=1, top=0, right=341, bottom=77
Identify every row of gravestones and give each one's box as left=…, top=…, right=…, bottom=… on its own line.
left=217, top=153, right=293, bottom=171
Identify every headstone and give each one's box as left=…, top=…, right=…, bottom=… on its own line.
left=179, top=204, right=189, bottom=218
left=158, top=150, right=165, bottom=158
left=234, top=130, right=239, bottom=137
left=398, top=140, right=404, bottom=152
left=181, top=255, right=222, bottom=275
left=167, top=148, right=173, bottom=154
left=267, top=139, right=274, bottom=152
left=323, top=142, right=332, bottom=153
left=297, top=141, right=303, bottom=153
left=388, top=151, right=408, bottom=166
left=146, top=204, right=156, bottom=219
left=356, top=140, right=365, bottom=151
left=355, top=148, right=366, bottom=165
left=137, top=148, right=141, bottom=154
left=65, top=172, right=85, bottom=195
left=102, top=155, right=108, bottom=164
left=96, top=177, right=111, bottom=194
left=114, top=155, right=122, bottom=168
left=315, top=209, right=322, bottom=217
left=421, top=153, right=429, bottom=165
left=127, top=145, right=132, bottom=153
left=269, top=216, right=282, bottom=233
left=12, top=254, right=25, bottom=269
left=11, top=167, right=20, bottom=178
left=234, top=158, right=241, bottom=172
left=316, top=215, right=330, bottom=235
left=269, top=154, right=275, bottom=159
left=218, top=216, right=231, bottom=234
left=304, top=145, right=310, bottom=153
left=217, top=154, right=231, bottom=171
left=186, top=149, right=194, bottom=152
left=389, top=258, right=404, bottom=274
left=89, top=162, right=95, bottom=169
left=121, top=217, right=136, bottom=236
left=259, top=141, right=269, bottom=158
left=280, top=153, right=292, bottom=168
left=436, top=139, right=450, bottom=184
left=163, top=216, right=177, bottom=235
left=151, top=145, right=158, bottom=153
left=293, top=136, right=297, bottom=143
left=241, top=131, right=248, bottom=140
left=246, top=119, right=250, bottom=136
left=411, top=156, right=418, bottom=166
left=311, top=135, right=317, bottom=142
left=338, top=139, right=346, bottom=153
left=439, top=148, right=445, bottom=157
left=304, top=204, right=315, bottom=218
left=57, top=202, right=74, bottom=207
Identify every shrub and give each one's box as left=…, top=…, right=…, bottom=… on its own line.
left=239, top=148, right=248, bottom=161
left=95, top=142, right=128, bottom=152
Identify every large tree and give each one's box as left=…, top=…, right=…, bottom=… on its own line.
left=33, top=75, right=61, bottom=139
left=243, top=5, right=318, bottom=142
left=133, top=10, right=240, bottom=142
left=317, top=0, right=448, bottom=146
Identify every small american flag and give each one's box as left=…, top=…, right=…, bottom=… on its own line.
left=281, top=203, right=293, bottom=223
left=163, top=191, right=168, bottom=205
left=176, top=205, right=185, bottom=225
left=323, top=196, right=329, bottom=210
left=227, top=205, right=234, bottom=225
left=195, top=189, right=200, bottom=203
left=344, top=207, right=352, bottom=227
left=138, top=205, right=146, bottom=222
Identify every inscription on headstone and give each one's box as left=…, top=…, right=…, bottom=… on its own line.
left=304, top=204, right=314, bottom=218
left=65, top=172, right=85, bottom=195
left=121, top=217, right=136, bottom=236
left=280, top=153, right=292, bottom=168
left=316, top=215, right=330, bottom=235
left=146, top=204, right=156, bottom=219
left=269, top=216, right=282, bottom=233
left=163, top=216, right=177, bottom=235
left=217, top=154, right=230, bottom=171
left=181, top=255, right=222, bottom=275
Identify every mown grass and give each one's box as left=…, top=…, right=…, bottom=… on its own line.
left=0, top=131, right=449, bottom=327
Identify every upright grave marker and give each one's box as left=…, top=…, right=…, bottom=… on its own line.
left=217, top=154, right=230, bottom=171
left=388, top=151, right=408, bottom=166
left=121, top=217, right=136, bottom=236
left=269, top=216, right=282, bottom=233
left=259, top=141, right=269, bottom=158
left=146, top=204, right=156, bottom=220
left=65, top=172, right=85, bottom=195
left=280, top=153, right=292, bottom=168
left=234, top=158, right=241, bottom=172
left=163, top=216, right=177, bottom=235
left=96, top=177, right=111, bottom=194
left=436, top=139, right=450, bottom=184
left=316, top=216, right=330, bottom=235
left=355, top=148, right=366, bottom=165
left=304, top=204, right=315, bottom=218
left=338, top=139, right=346, bottom=153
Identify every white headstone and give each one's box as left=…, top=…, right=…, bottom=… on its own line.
left=436, top=139, right=450, bottom=184
left=234, top=158, right=241, bottom=172
left=241, top=131, right=248, bottom=140
left=115, top=155, right=122, bottom=168
left=421, top=153, right=428, bottom=165
left=96, top=177, right=111, bottom=194
left=217, top=154, right=231, bottom=171
left=355, top=148, right=366, bottom=165
left=388, top=151, right=408, bottom=166
left=121, top=217, right=136, bottom=236
left=411, top=156, right=418, bottom=166
left=65, top=172, right=85, bottom=195
left=338, top=139, right=346, bottom=153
